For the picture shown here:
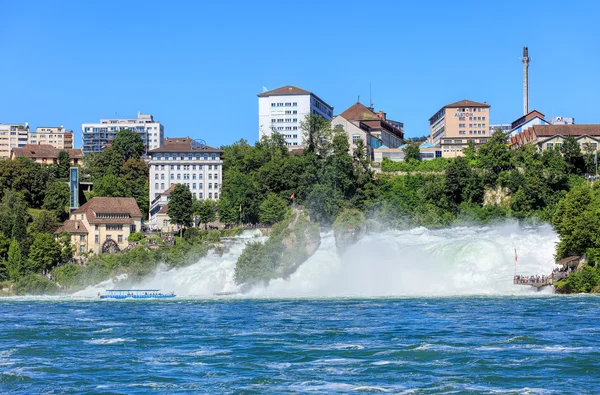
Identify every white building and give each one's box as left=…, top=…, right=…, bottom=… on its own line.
left=550, top=116, right=575, bottom=125
left=148, top=137, right=223, bottom=221
left=82, top=112, right=164, bottom=155
left=0, top=122, right=29, bottom=159
left=28, top=126, right=73, bottom=149
left=258, top=85, right=333, bottom=148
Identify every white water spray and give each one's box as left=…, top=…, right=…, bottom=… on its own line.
left=77, top=223, right=560, bottom=298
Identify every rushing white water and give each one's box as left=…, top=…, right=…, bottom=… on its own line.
left=77, top=223, right=560, bottom=298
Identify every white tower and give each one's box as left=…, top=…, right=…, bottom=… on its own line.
left=521, top=46, right=530, bottom=115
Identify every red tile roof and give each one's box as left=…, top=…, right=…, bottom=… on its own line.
left=73, top=197, right=142, bottom=224
left=531, top=124, right=600, bottom=137
left=55, top=220, right=88, bottom=234
left=257, top=85, right=312, bottom=97
left=443, top=99, right=490, bottom=109
left=158, top=204, right=169, bottom=215
left=11, top=144, right=83, bottom=160
left=161, top=184, right=177, bottom=196
left=148, top=137, right=223, bottom=154
left=557, top=256, right=580, bottom=264
left=339, top=102, right=380, bottom=121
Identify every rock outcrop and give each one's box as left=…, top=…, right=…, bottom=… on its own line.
left=234, top=208, right=320, bottom=286
left=333, top=209, right=367, bottom=254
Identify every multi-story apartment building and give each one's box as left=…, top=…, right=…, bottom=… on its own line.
left=147, top=137, right=224, bottom=221
left=0, top=123, right=29, bottom=159
left=331, top=102, right=404, bottom=158
left=429, top=99, right=490, bottom=157
left=82, top=112, right=164, bottom=155
left=55, top=197, right=143, bottom=261
left=28, top=126, right=73, bottom=149
left=258, top=85, right=333, bottom=148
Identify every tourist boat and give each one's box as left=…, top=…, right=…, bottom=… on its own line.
left=98, top=289, right=176, bottom=299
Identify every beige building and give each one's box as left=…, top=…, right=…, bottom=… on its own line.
left=28, top=126, right=74, bottom=149
left=510, top=124, right=600, bottom=152
left=55, top=197, right=143, bottom=260
left=11, top=144, right=83, bottom=166
left=429, top=99, right=490, bottom=157
left=373, top=142, right=441, bottom=163
left=0, top=123, right=29, bottom=159
left=332, top=102, right=404, bottom=158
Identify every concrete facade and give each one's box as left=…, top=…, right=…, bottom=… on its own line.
left=28, top=126, right=73, bottom=149
left=258, top=86, right=333, bottom=148
left=0, top=123, right=29, bottom=159
left=429, top=100, right=490, bottom=158
left=82, top=112, right=164, bottom=155
left=148, top=137, right=223, bottom=221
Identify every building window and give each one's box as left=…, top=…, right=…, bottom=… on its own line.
left=95, top=235, right=99, bottom=244
left=171, top=174, right=174, bottom=179
left=106, top=235, right=111, bottom=241
left=155, top=183, right=159, bottom=190
left=118, top=235, right=123, bottom=243
left=193, top=183, right=196, bottom=189
left=79, top=235, right=85, bottom=242
left=214, top=193, right=218, bottom=199
left=209, top=193, right=213, bottom=198
left=80, top=245, right=85, bottom=253
left=161, top=183, right=165, bottom=189
left=352, top=135, right=361, bottom=144
left=199, top=192, right=203, bottom=199
left=547, top=143, right=554, bottom=150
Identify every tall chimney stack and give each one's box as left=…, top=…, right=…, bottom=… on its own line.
left=521, top=46, right=530, bottom=115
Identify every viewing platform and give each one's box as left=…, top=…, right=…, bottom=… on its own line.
left=513, top=255, right=581, bottom=290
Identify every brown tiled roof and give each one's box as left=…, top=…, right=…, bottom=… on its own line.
left=73, top=197, right=142, bottom=224
left=444, top=99, right=490, bottom=109
left=55, top=220, right=88, bottom=234
left=12, top=144, right=83, bottom=159
left=557, top=256, right=580, bottom=264
left=158, top=204, right=169, bottom=215
left=161, top=184, right=177, bottom=196
left=531, top=124, right=600, bottom=137
left=148, top=137, right=223, bottom=154
left=339, top=102, right=380, bottom=121
left=257, top=85, right=311, bottom=97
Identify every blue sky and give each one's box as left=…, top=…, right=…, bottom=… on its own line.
left=1, top=0, right=599, bottom=147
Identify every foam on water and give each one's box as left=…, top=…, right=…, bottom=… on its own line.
left=81, top=223, right=559, bottom=298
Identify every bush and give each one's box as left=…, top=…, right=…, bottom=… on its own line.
left=15, top=274, right=59, bottom=295
left=128, top=232, right=144, bottom=242
left=554, top=265, right=600, bottom=294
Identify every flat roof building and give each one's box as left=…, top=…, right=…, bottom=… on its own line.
left=28, top=126, right=73, bottom=149
left=429, top=99, right=490, bottom=158
left=82, top=112, right=164, bottom=155
left=258, top=85, right=333, bottom=148
left=0, top=123, right=29, bottom=159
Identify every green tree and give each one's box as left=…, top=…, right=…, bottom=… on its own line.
left=110, top=129, right=145, bottom=161
left=57, top=151, right=71, bottom=179
left=7, top=239, right=24, bottom=281
left=561, top=135, right=585, bottom=175
left=92, top=174, right=128, bottom=197
left=0, top=191, right=29, bottom=245
left=30, top=210, right=61, bottom=235
left=477, top=130, right=513, bottom=182
left=168, top=184, right=194, bottom=234
left=404, top=141, right=421, bottom=162
left=301, top=114, right=333, bottom=156
left=43, top=181, right=70, bottom=219
left=193, top=199, right=218, bottom=229
left=28, top=233, right=62, bottom=273
left=259, top=193, right=289, bottom=225
left=57, top=232, right=74, bottom=264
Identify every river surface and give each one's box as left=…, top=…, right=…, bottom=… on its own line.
left=1, top=296, right=600, bottom=394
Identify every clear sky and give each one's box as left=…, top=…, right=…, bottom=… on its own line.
left=1, top=0, right=599, bottom=148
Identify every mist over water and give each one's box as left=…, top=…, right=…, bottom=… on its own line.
left=76, top=223, right=559, bottom=298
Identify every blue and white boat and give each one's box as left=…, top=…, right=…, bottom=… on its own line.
left=99, top=289, right=176, bottom=299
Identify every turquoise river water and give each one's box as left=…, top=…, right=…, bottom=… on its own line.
left=1, top=296, right=600, bottom=394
